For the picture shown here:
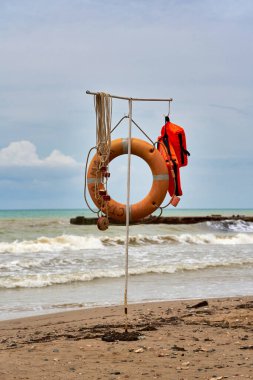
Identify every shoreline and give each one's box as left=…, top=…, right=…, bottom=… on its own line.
left=0, top=296, right=252, bottom=379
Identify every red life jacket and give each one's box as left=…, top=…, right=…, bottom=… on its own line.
left=157, top=121, right=190, bottom=197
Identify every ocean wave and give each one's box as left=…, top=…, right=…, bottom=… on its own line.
left=170, top=232, right=253, bottom=245
left=101, top=233, right=253, bottom=246
left=207, top=219, right=253, bottom=233
left=1, top=260, right=253, bottom=288
left=1, top=231, right=253, bottom=254
left=0, top=235, right=104, bottom=254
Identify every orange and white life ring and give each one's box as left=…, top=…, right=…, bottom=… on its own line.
left=87, top=138, right=169, bottom=223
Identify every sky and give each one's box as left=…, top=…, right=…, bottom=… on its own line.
left=0, top=0, right=253, bottom=210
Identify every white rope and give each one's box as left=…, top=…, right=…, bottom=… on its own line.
left=94, top=92, right=112, bottom=166
left=124, top=99, right=132, bottom=332
left=93, top=93, right=112, bottom=218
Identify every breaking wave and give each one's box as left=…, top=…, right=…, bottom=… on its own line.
left=103, top=233, right=253, bottom=246
left=207, top=219, right=253, bottom=233
left=1, top=259, right=253, bottom=288
left=0, top=235, right=104, bottom=254
left=1, top=231, right=253, bottom=254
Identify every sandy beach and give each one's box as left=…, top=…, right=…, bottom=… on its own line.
left=0, top=296, right=252, bottom=379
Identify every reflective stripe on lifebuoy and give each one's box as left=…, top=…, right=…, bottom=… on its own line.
left=87, top=138, right=169, bottom=223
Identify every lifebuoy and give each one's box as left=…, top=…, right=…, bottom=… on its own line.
left=87, top=138, right=169, bottom=223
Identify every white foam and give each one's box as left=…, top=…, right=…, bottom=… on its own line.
left=1, top=257, right=253, bottom=289
left=207, top=220, right=253, bottom=233
left=175, top=233, right=253, bottom=245
left=102, top=232, right=253, bottom=246
left=1, top=231, right=253, bottom=256
left=0, top=234, right=104, bottom=254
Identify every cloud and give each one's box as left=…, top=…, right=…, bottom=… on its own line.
left=0, top=140, right=78, bottom=167
left=1, top=0, right=253, bottom=209
left=0, top=140, right=85, bottom=209
left=0, top=140, right=83, bottom=191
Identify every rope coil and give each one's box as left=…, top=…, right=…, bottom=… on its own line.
left=94, top=93, right=112, bottom=166
left=93, top=93, right=113, bottom=221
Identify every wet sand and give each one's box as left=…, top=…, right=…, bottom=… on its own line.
left=0, top=297, right=252, bottom=379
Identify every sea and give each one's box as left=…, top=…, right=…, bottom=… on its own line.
left=0, top=208, right=253, bottom=321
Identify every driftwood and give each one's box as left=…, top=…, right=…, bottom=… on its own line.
left=70, top=214, right=253, bottom=225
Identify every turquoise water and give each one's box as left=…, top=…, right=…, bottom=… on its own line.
left=0, top=208, right=253, bottom=219
left=0, top=209, right=92, bottom=219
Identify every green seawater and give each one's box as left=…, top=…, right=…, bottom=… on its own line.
left=0, top=208, right=253, bottom=219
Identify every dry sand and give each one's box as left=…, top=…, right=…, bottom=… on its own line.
left=0, top=297, right=252, bottom=379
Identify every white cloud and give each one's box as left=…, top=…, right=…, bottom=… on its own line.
left=0, top=140, right=78, bottom=167
left=43, top=149, right=77, bottom=167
